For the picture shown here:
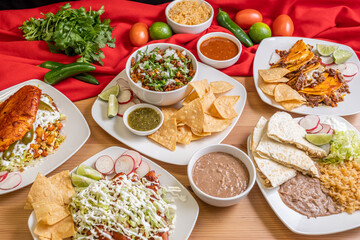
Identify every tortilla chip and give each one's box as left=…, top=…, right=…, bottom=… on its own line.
left=176, top=98, right=204, bottom=133
left=189, top=79, right=210, bottom=98
left=39, top=237, right=50, bottom=240
left=210, top=81, right=234, bottom=94
left=203, top=114, right=233, bottom=132
left=34, top=216, right=75, bottom=239
left=259, top=82, right=278, bottom=96
left=191, top=127, right=211, bottom=137
left=200, top=91, right=216, bottom=114
left=280, top=100, right=305, bottom=111
left=161, top=107, right=178, bottom=120
left=259, top=68, right=290, bottom=83
left=274, top=84, right=306, bottom=102
left=191, top=134, right=203, bottom=141
left=177, top=125, right=192, bottom=145
left=209, top=95, right=240, bottom=119
left=148, top=118, right=177, bottom=151
left=49, top=171, right=75, bottom=205
left=182, top=91, right=198, bottom=105
left=25, top=174, right=64, bottom=210
left=33, top=201, right=69, bottom=225
left=51, top=233, right=62, bottom=240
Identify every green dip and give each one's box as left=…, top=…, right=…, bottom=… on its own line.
left=128, top=107, right=161, bottom=131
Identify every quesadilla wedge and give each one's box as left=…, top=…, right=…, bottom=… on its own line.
left=256, top=132, right=320, bottom=178
left=266, top=112, right=327, bottom=159
left=250, top=117, right=296, bottom=188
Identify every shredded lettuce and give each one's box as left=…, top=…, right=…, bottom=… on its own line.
left=322, top=130, right=360, bottom=164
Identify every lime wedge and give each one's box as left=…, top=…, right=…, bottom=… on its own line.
left=76, top=164, right=103, bottom=180
left=305, top=134, right=333, bottom=146
left=333, top=49, right=352, bottom=64
left=71, top=173, right=98, bottom=188
left=107, top=94, right=118, bottom=118
left=98, top=85, right=120, bottom=101
left=316, top=44, right=338, bottom=57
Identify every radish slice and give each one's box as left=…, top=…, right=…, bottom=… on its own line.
left=118, top=89, right=133, bottom=104
left=317, top=123, right=331, bottom=134
left=0, top=171, right=8, bottom=182
left=122, top=150, right=142, bottom=169
left=117, top=101, right=136, bottom=117
left=0, top=172, right=21, bottom=190
left=308, top=123, right=323, bottom=134
left=343, top=62, right=358, bottom=77
left=95, top=155, right=114, bottom=175
left=299, top=115, right=320, bottom=132
left=115, top=155, right=135, bottom=175
left=117, top=78, right=131, bottom=91
left=320, top=56, right=334, bottom=66
left=135, top=161, right=150, bottom=178
left=329, top=63, right=346, bottom=73
left=269, top=52, right=280, bottom=65
left=132, top=97, right=141, bottom=104
left=328, top=128, right=335, bottom=135
left=344, top=75, right=355, bottom=82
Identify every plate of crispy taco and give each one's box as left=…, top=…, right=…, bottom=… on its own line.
left=253, top=37, right=360, bottom=116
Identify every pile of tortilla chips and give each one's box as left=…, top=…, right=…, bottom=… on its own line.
left=148, top=79, right=240, bottom=151
left=259, top=68, right=306, bottom=111
left=25, top=171, right=76, bottom=240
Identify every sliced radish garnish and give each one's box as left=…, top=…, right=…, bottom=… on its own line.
left=344, top=75, right=355, bottom=82
left=269, top=52, right=280, bottom=65
left=117, top=78, right=131, bottom=91
left=343, top=62, right=358, bottom=77
left=328, top=128, right=335, bottom=135
left=115, top=155, right=135, bottom=175
left=132, top=97, right=141, bottom=104
left=95, top=155, right=114, bottom=175
left=320, top=56, right=334, bottom=66
left=317, top=123, right=331, bottom=134
left=117, top=101, right=136, bottom=117
left=122, top=150, right=142, bottom=169
left=329, top=63, right=347, bottom=73
left=299, top=115, right=320, bottom=132
left=308, top=123, right=323, bottom=134
left=118, top=89, right=133, bottom=104
left=135, top=161, right=150, bottom=178
left=0, top=171, right=8, bottom=183
left=0, top=172, right=21, bottom=190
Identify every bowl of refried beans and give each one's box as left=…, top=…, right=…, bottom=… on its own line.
left=188, top=144, right=256, bottom=207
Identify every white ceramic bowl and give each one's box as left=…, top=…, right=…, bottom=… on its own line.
left=187, top=144, right=256, bottom=207
left=197, top=32, right=242, bottom=69
left=165, top=0, right=214, bottom=34
left=125, top=43, right=198, bottom=106
left=123, top=103, right=164, bottom=136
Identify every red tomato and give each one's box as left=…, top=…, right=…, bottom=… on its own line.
left=129, top=23, right=149, bottom=47
left=235, top=9, right=263, bottom=30
left=272, top=14, right=294, bottom=36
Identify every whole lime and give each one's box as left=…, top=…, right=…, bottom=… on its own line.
left=248, top=22, right=272, bottom=43
left=149, top=22, right=173, bottom=40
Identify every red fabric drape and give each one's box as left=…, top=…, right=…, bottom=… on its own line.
left=0, top=0, right=359, bottom=101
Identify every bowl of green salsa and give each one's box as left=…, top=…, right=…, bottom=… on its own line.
left=123, top=103, right=164, bottom=136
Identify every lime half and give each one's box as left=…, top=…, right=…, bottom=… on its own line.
left=333, top=49, right=352, bottom=64
left=107, top=94, right=118, bottom=118
left=71, top=173, right=97, bottom=188
left=98, top=85, right=120, bottom=101
left=316, top=44, right=338, bottom=57
left=305, top=134, right=333, bottom=146
left=76, top=164, right=103, bottom=180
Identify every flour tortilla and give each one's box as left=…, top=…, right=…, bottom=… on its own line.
left=267, top=111, right=327, bottom=159
left=251, top=117, right=297, bottom=188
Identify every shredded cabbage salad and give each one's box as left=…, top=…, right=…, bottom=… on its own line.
left=322, top=130, right=360, bottom=164
left=70, top=172, right=177, bottom=240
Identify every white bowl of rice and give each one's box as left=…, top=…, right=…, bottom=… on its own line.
left=165, top=0, right=214, bottom=34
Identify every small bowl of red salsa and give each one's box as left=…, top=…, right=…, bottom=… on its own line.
left=197, top=32, right=242, bottom=69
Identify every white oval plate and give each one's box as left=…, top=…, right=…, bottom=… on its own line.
left=253, top=37, right=360, bottom=116
left=28, top=146, right=199, bottom=240
left=91, top=62, right=247, bottom=165
left=247, top=115, right=360, bottom=235
left=0, top=79, right=90, bottom=194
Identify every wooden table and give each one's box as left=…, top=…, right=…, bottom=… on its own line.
left=1, top=76, right=360, bottom=240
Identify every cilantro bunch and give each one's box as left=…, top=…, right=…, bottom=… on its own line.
left=19, top=3, right=115, bottom=65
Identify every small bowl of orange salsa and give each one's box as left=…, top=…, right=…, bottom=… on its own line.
left=197, top=32, right=242, bottom=69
